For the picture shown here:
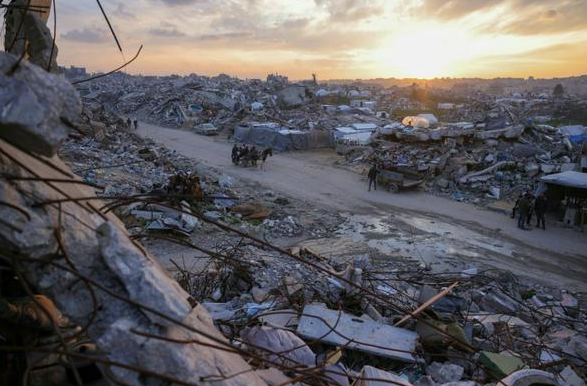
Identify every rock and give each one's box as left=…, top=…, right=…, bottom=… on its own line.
left=558, top=366, right=586, bottom=386
left=436, top=178, right=450, bottom=189
left=218, top=175, right=234, bottom=188
left=97, top=222, right=192, bottom=327
left=504, top=125, right=524, bottom=139
left=241, top=326, right=315, bottom=367
left=480, top=291, right=518, bottom=314
left=0, top=138, right=267, bottom=386
left=561, top=293, right=579, bottom=311
left=512, top=144, right=540, bottom=158
left=251, top=286, right=271, bottom=303
left=4, top=0, right=59, bottom=71
left=357, top=366, right=413, bottom=386
left=525, top=162, right=540, bottom=177
left=478, top=351, right=525, bottom=378
left=427, top=362, right=464, bottom=384
left=414, top=376, right=435, bottom=386
left=0, top=52, right=81, bottom=156
left=566, top=335, right=587, bottom=362
left=276, top=85, right=311, bottom=108
left=541, top=164, right=557, bottom=174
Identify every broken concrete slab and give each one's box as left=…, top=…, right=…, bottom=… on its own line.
left=0, top=52, right=81, bottom=157
left=257, top=309, right=299, bottom=330
left=241, top=326, right=315, bottom=367
left=557, top=366, right=586, bottom=386
left=296, top=304, right=418, bottom=362
left=97, top=222, right=192, bottom=327
left=356, top=365, right=413, bottom=386
left=479, top=351, right=525, bottom=379
left=480, top=291, right=518, bottom=314
left=427, top=362, right=464, bottom=384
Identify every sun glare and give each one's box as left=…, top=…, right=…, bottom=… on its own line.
left=378, top=25, right=474, bottom=78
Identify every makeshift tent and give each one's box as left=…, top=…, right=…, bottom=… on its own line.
left=417, top=113, right=439, bottom=125
left=539, top=172, right=587, bottom=228
left=233, top=124, right=332, bottom=151
left=332, top=126, right=377, bottom=145
left=559, top=125, right=586, bottom=137
left=402, top=116, right=430, bottom=129
left=539, top=172, right=587, bottom=190
left=380, top=122, right=407, bottom=135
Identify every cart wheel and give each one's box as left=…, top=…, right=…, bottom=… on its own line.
left=388, top=183, right=400, bottom=193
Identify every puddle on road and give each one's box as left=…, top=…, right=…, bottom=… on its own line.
left=331, top=213, right=514, bottom=268
left=396, top=214, right=514, bottom=257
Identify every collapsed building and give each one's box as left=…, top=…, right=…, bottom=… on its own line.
left=1, top=4, right=587, bottom=386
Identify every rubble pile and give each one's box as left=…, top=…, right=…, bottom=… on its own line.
left=342, top=121, right=586, bottom=203
left=81, top=71, right=587, bottom=206
left=1, top=17, right=586, bottom=386
left=177, top=237, right=587, bottom=386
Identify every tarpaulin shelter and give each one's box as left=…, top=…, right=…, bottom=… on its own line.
left=538, top=171, right=587, bottom=227
left=233, top=124, right=332, bottom=151
left=540, top=171, right=587, bottom=190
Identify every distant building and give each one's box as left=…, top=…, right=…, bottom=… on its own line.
left=267, top=73, right=289, bottom=84
left=437, top=103, right=456, bottom=110
left=60, top=65, right=87, bottom=80
left=350, top=100, right=377, bottom=110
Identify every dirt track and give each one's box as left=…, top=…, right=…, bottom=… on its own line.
left=139, top=124, right=587, bottom=292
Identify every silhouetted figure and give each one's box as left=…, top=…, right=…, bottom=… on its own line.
left=534, top=193, right=548, bottom=230
left=368, top=165, right=379, bottom=192
left=517, top=193, right=531, bottom=230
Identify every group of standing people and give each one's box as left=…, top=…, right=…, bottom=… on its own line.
left=512, top=191, right=548, bottom=230
left=126, top=118, right=138, bottom=130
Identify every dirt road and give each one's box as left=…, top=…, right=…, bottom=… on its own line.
left=139, top=124, right=587, bottom=291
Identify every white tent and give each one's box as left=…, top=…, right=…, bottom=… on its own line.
left=418, top=113, right=439, bottom=125
left=402, top=116, right=430, bottom=129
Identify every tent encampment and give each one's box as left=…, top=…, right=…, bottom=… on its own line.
left=233, top=124, right=332, bottom=151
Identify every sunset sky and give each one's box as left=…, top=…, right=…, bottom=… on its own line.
left=52, top=0, right=587, bottom=80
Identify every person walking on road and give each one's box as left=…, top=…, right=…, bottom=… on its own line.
left=534, top=193, right=548, bottom=230
left=368, top=164, right=379, bottom=192
left=133, top=120, right=138, bottom=130
left=517, top=193, right=531, bottom=230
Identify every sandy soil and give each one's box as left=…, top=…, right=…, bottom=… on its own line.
left=139, top=124, right=587, bottom=292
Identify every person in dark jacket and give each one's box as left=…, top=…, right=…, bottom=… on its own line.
left=133, top=119, right=138, bottom=130
left=534, top=193, right=548, bottom=230
left=511, top=193, right=523, bottom=218
left=231, top=144, right=238, bottom=164
left=517, top=193, right=531, bottom=230
left=526, top=193, right=535, bottom=226
left=368, top=165, right=379, bottom=192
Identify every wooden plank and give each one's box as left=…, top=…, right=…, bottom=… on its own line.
left=394, top=282, right=459, bottom=327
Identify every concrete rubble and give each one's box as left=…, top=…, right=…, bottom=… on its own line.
left=1, top=23, right=587, bottom=386
left=73, top=67, right=587, bottom=208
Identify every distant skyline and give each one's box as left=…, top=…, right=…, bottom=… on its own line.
left=51, top=0, right=587, bottom=79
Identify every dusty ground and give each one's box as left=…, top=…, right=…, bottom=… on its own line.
left=139, top=123, right=587, bottom=293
